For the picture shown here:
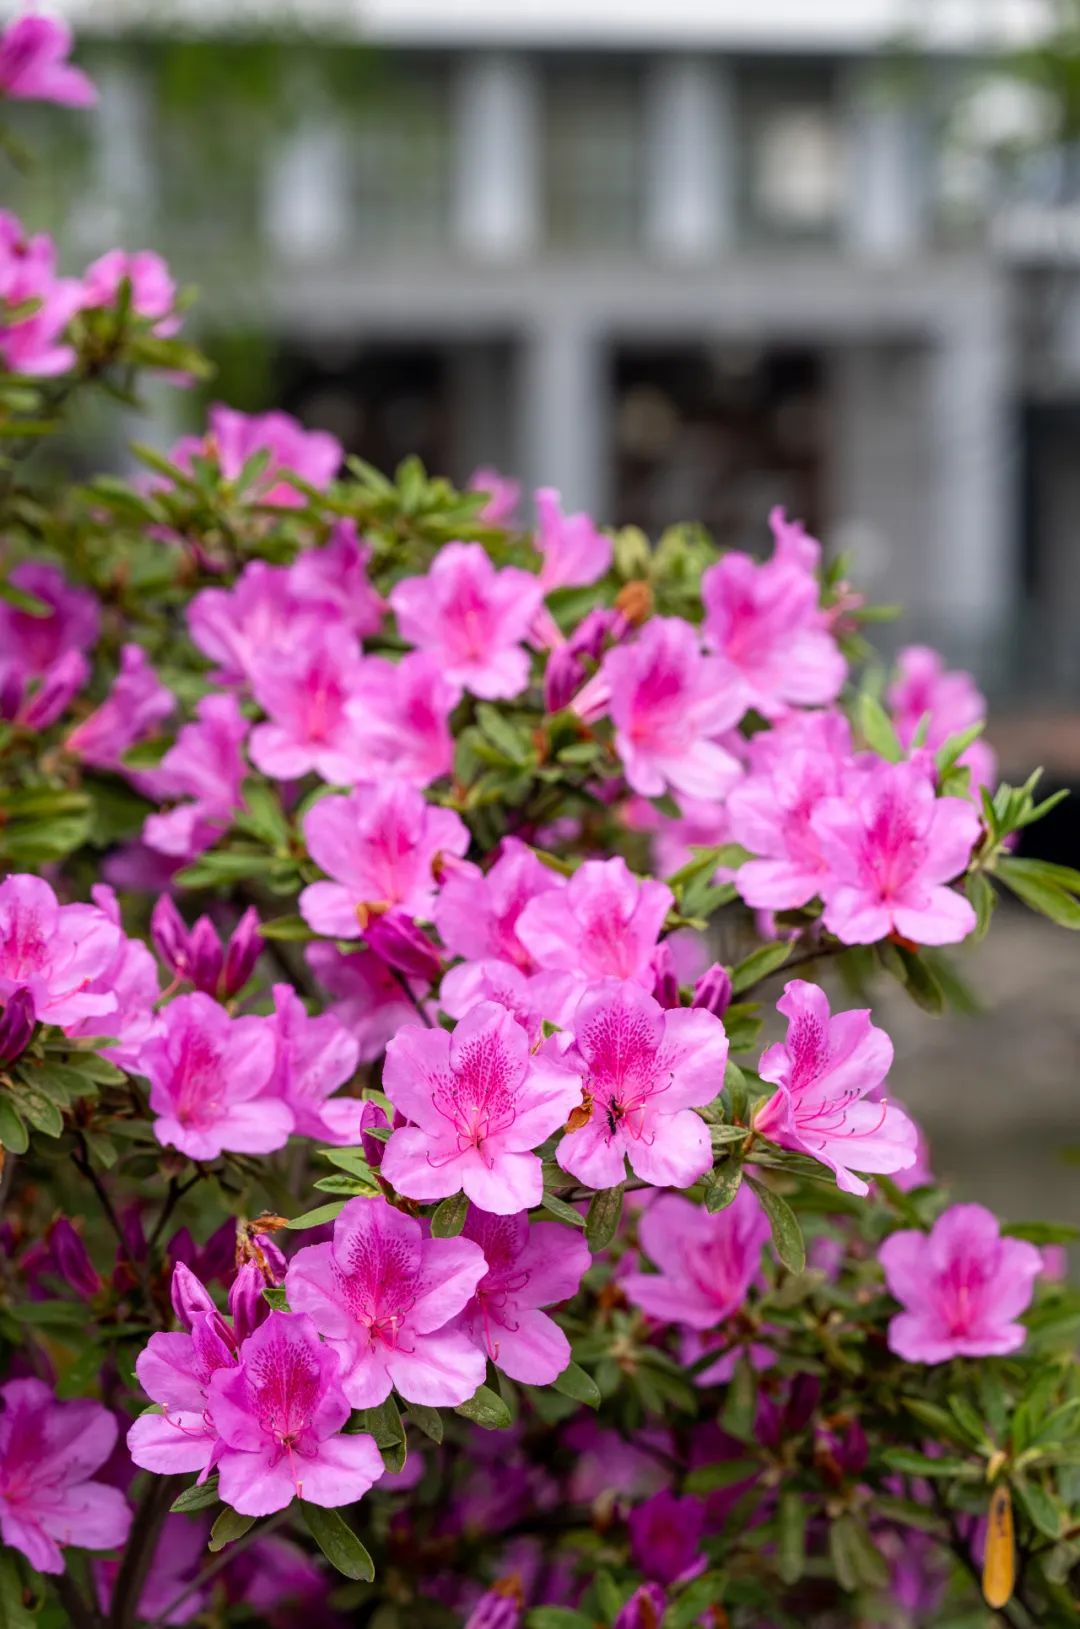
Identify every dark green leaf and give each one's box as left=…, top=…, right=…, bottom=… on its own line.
left=539, top=1192, right=587, bottom=1229
left=0, top=1096, right=28, bottom=1155
left=525, top=1611, right=594, bottom=1629
left=552, top=1361, right=600, bottom=1409
left=284, top=1201, right=347, bottom=1231
left=881, top=1448, right=978, bottom=1478
left=746, top=1177, right=805, bottom=1273
left=209, top=1508, right=255, bottom=1551
left=406, top=1402, right=444, bottom=1444
left=259, top=914, right=317, bottom=942
left=300, top=1502, right=375, bottom=1581
left=705, top=1160, right=743, bottom=1213
left=0, top=1549, right=35, bottom=1629
left=585, top=1185, right=623, bottom=1252
left=455, top=1385, right=512, bottom=1430
left=730, top=941, right=792, bottom=996
left=430, top=1191, right=469, bottom=1238
left=1015, top=1477, right=1062, bottom=1540
left=313, top=1173, right=378, bottom=1196
left=965, top=870, right=996, bottom=941
left=777, top=1489, right=807, bottom=1585
left=859, top=693, right=904, bottom=762
left=171, top=1475, right=221, bottom=1514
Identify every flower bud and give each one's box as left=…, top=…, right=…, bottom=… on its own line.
left=228, top=1261, right=269, bottom=1345
left=251, top=1231, right=287, bottom=1284
left=691, top=963, right=732, bottom=1019
left=359, top=1100, right=391, bottom=1171
left=614, top=1584, right=666, bottom=1629
left=649, top=943, right=679, bottom=1010
left=221, top=906, right=261, bottom=997
left=464, top=1578, right=523, bottom=1629
left=48, top=1217, right=100, bottom=1300
left=364, top=911, right=440, bottom=984
left=170, top=1260, right=216, bottom=1330
left=0, top=987, right=35, bottom=1066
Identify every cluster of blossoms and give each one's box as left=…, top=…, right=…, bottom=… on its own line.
left=2, top=17, right=1079, bottom=1629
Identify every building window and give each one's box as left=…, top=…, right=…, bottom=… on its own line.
left=742, top=70, right=846, bottom=242
left=345, top=57, right=453, bottom=250
left=544, top=61, right=643, bottom=249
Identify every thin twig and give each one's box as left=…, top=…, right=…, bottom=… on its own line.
left=148, top=1509, right=289, bottom=1626
left=391, top=968, right=433, bottom=1028
left=54, top=1569, right=103, bottom=1629
left=147, top=1170, right=204, bottom=1252
left=109, top=1475, right=178, bottom=1629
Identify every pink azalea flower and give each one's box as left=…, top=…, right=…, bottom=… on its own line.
left=468, top=466, right=521, bottom=527
left=811, top=757, right=981, bottom=945
left=249, top=624, right=366, bottom=784
left=0, top=559, right=99, bottom=673
left=344, top=652, right=457, bottom=788
left=187, top=562, right=302, bottom=687
left=306, top=940, right=425, bottom=1064
left=141, top=693, right=249, bottom=860
left=701, top=507, right=846, bottom=719
left=516, top=857, right=673, bottom=988
left=628, top=1490, right=706, bottom=1587
left=140, top=992, right=292, bottom=1159
left=169, top=403, right=342, bottom=508
left=458, top=1208, right=590, bottom=1385
left=888, top=644, right=997, bottom=791
left=435, top=837, right=565, bottom=971
left=602, top=617, right=745, bottom=800
left=207, top=1311, right=385, bottom=1516
left=66, top=643, right=175, bottom=770
left=65, top=884, right=160, bottom=1069
left=532, top=487, right=611, bottom=592
left=0, top=211, right=84, bottom=374
left=557, top=979, right=728, bottom=1190
left=623, top=1187, right=769, bottom=1332
left=0, top=1380, right=130, bottom=1575
left=0, top=873, right=120, bottom=1029
left=439, top=959, right=580, bottom=1044
left=128, top=1311, right=238, bottom=1479
left=289, top=518, right=384, bottom=638
left=390, top=541, right=543, bottom=700
left=0, top=13, right=96, bottom=105
left=879, top=1204, right=1042, bottom=1364
left=753, top=980, right=917, bottom=1196
left=729, top=710, right=854, bottom=911
left=299, top=781, right=469, bottom=939
left=0, top=645, right=88, bottom=731
left=381, top=1001, right=582, bottom=1213
left=286, top=1197, right=487, bottom=1408
left=265, top=983, right=360, bottom=1144
left=81, top=249, right=179, bottom=335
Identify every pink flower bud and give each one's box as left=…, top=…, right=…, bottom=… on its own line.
left=692, top=962, right=732, bottom=1019
left=251, top=1232, right=287, bottom=1284
left=228, top=1261, right=269, bottom=1345
left=614, top=1584, right=667, bottom=1629
left=464, top=1582, right=523, bottom=1629
left=221, top=906, right=261, bottom=997
left=48, top=1218, right=100, bottom=1300
left=649, top=942, right=679, bottom=1010
left=358, top=1100, right=391, bottom=1170
left=170, top=1260, right=215, bottom=1330
left=0, top=987, right=34, bottom=1066
left=364, top=911, right=441, bottom=984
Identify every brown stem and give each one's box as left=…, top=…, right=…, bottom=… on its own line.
left=54, top=1570, right=103, bottom=1629
left=109, top=1475, right=178, bottom=1629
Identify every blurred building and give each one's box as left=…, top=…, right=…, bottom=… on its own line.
left=7, top=0, right=1080, bottom=701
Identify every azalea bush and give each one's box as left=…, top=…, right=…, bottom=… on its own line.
left=3, top=18, right=1080, bottom=1629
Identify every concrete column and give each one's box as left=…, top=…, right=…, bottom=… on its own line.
left=842, top=65, right=927, bottom=258
left=517, top=322, right=610, bottom=520
left=453, top=53, right=541, bottom=262
left=644, top=56, right=737, bottom=261
left=264, top=118, right=350, bottom=261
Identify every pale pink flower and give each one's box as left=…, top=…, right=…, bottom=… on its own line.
left=888, top=645, right=996, bottom=791
left=0, top=1381, right=129, bottom=1575
left=701, top=507, right=846, bottom=718
left=344, top=652, right=457, bottom=788
left=249, top=624, right=366, bottom=784
left=208, top=1312, right=385, bottom=1516
left=556, top=979, right=727, bottom=1190
left=390, top=541, right=543, bottom=700
left=289, top=518, right=384, bottom=638
left=265, top=983, right=360, bottom=1144
left=81, top=249, right=179, bottom=334
left=299, top=781, right=469, bottom=939
left=141, top=693, right=249, bottom=860
left=306, top=940, right=425, bottom=1064
left=729, top=710, right=854, bottom=911
left=533, top=487, right=611, bottom=592
left=753, top=980, right=917, bottom=1196
left=516, top=857, right=673, bottom=987
left=469, top=466, right=521, bottom=527
left=65, top=884, right=160, bottom=1069
left=880, top=1204, right=1041, bottom=1364
left=458, top=1208, right=590, bottom=1385
left=603, top=617, right=745, bottom=800
left=169, top=403, right=342, bottom=508
left=141, top=992, right=291, bottom=1160
left=286, top=1197, right=487, bottom=1408
left=0, top=211, right=83, bottom=374
left=623, top=1187, right=769, bottom=1332
left=66, top=643, right=174, bottom=770
left=0, top=13, right=96, bottom=105
left=381, top=1001, right=582, bottom=1214
left=187, top=562, right=302, bottom=687
left=0, top=874, right=120, bottom=1029
left=812, top=758, right=980, bottom=945
left=435, top=837, right=565, bottom=971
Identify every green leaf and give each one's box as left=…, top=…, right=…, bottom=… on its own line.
left=746, top=1177, right=805, bottom=1273
left=300, top=1502, right=375, bottom=1581
left=525, top=1611, right=594, bottom=1629
left=997, top=858, right=1080, bottom=930
left=552, top=1361, right=600, bottom=1409
left=455, top=1384, right=512, bottom=1430
left=859, top=692, right=904, bottom=762
left=1003, top=1222, right=1080, bottom=1245
left=318, top=1147, right=378, bottom=1182
left=0, top=1549, right=36, bottom=1629
left=705, top=1160, right=743, bottom=1213
left=829, top=1513, right=888, bottom=1591
left=730, top=941, right=793, bottom=996
left=11, top=1083, right=62, bottom=1138
left=684, top=1458, right=758, bottom=1494
left=313, top=1173, right=378, bottom=1196
left=665, top=1576, right=727, bottom=1629
left=209, top=1508, right=255, bottom=1551
left=777, top=1489, right=807, bottom=1585
left=585, top=1185, right=623, bottom=1252
left=721, top=1354, right=757, bottom=1440
left=430, top=1191, right=469, bottom=1238
left=405, top=1402, right=444, bottom=1444
left=171, top=1475, right=221, bottom=1513
left=935, top=721, right=986, bottom=775
left=358, top=1396, right=404, bottom=1450
left=0, top=1096, right=28, bottom=1155
left=880, top=1448, right=978, bottom=1479
left=894, top=946, right=946, bottom=1015
left=259, top=914, right=317, bottom=942
left=476, top=703, right=533, bottom=767
left=1015, top=1477, right=1062, bottom=1540
left=539, top=1192, right=587, bottom=1229
left=284, top=1201, right=348, bottom=1231
left=0, top=578, right=50, bottom=617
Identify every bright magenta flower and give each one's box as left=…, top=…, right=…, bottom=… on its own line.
left=81, top=249, right=179, bottom=334
left=0, top=874, right=120, bottom=1029
left=0, top=13, right=96, bottom=105
left=434, top=837, right=565, bottom=971
left=168, top=403, right=341, bottom=508
left=0, top=212, right=83, bottom=374
left=458, top=1208, right=590, bottom=1384
left=66, top=643, right=174, bottom=771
